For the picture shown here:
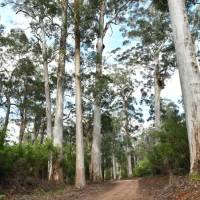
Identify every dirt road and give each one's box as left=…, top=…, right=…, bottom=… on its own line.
left=9, top=177, right=168, bottom=200
left=86, top=179, right=149, bottom=200
left=86, top=178, right=168, bottom=200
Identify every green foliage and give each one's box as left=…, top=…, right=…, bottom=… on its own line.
left=0, top=141, right=53, bottom=182
left=134, top=103, right=190, bottom=177
left=101, top=113, right=115, bottom=177
left=190, top=173, right=200, bottom=181
left=134, top=157, right=154, bottom=177
left=0, top=129, right=6, bottom=148
left=63, top=144, right=76, bottom=184
left=152, top=0, right=168, bottom=12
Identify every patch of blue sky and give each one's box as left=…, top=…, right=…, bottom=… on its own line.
left=0, top=0, right=183, bottom=131
left=0, top=2, right=30, bottom=35
left=0, top=4, right=13, bottom=27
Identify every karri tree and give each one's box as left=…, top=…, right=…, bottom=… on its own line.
left=167, top=0, right=200, bottom=174
left=74, top=0, right=86, bottom=188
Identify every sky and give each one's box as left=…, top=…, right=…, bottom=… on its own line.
left=0, top=2, right=183, bottom=141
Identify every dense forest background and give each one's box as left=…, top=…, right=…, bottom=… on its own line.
left=0, top=0, right=200, bottom=192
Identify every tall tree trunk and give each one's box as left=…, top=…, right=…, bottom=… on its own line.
left=127, top=147, right=133, bottom=178
left=154, top=60, right=161, bottom=128
left=122, top=95, right=133, bottom=178
left=41, top=20, right=52, bottom=139
left=116, top=161, right=120, bottom=180
left=124, top=98, right=133, bottom=178
left=90, top=0, right=105, bottom=182
left=112, top=153, right=117, bottom=180
left=74, top=0, right=86, bottom=188
left=52, top=0, right=68, bottom=182
left=19, top=107, right=27, bottom=144
left=19, top=86, right=27, bottom=144
left=195, top=39, right=200, bottom=68
left=168, top=0, right=200, bottom=174
left=194, top=5, right=200, bottom=68
left=3, top=95, right=11, bottom=131
left=102, top=157, right=105, bottom=180
left=40, top=120, right=46, bottom=144
left=32, top=114, right=41, bottom=143
left=41, top=19, right=53, bottom=181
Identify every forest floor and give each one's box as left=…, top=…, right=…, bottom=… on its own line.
left=3, top=176, right=200, bottom=200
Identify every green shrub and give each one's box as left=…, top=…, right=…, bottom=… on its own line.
left=0, top=129, right=6, bottom=148
left=0, top=140, right=54, bottom=183
left=63, top=144, right=76, bottom=184
left=134, top=157, right=154, bottom=177
left=134, top=103, right=190, bottom=177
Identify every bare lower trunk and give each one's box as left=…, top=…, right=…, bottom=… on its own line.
left=123, top=96, right=133, bottom=178
left=168, top=0, right=200, bottom=174
left=112, top=153, right=117, bottom=180
left=91, top=101, right=102, bottom=181
left=48, top=153, right=53, bottom=181
left=127, top=148, right=133, bottom=178
left=74, top=0, right=86, bottom=188
left=41, top=20, right=52, bottom=139
left=90, top=0, right=105, bottom=182
left=52, top=0, right=68, bottom=182
left=116, top=161, right=120, bottom=179
left=41, top=19, right=53, bottom=181
left=117, top=163, right=122, bottom=180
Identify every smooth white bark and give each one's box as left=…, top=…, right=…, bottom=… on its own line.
left=116, top=161, right=121, bottom=179
left=168, top=0, right=200, bottom=173
left=112, top=153, right=117, bottom=180
left=53, top=0, right=67, bottom=148
left=41, top=21, right=52, bottom=139
left=75, top=0, right=86, bottom=188
left=154, top=60, right=161, bottom=128
left=91, top=101, right=102, bottom=181
left=52, top=0, right=68, bottom=182
left=90, top=0, right=105, bottom=182
left=127, top=148, right=133, bottom=178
